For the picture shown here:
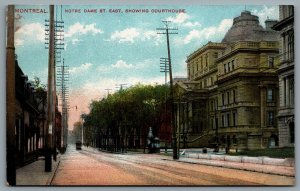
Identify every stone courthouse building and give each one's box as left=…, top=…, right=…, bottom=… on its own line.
left=272, top=6, right=294, bottom=147
left=174, top=11, right=281, bottom=150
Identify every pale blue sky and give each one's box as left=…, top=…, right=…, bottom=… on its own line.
left=14, top=5, right=279, bottom=126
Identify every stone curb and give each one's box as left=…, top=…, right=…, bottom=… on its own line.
left=184, top=153, right=295, bottom=167
left=45, top=155, right=61, bottom=185
left=175, top=158, right=295, bottom=177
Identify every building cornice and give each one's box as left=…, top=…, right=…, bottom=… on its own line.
left=272, top=15, right=294, bottom=31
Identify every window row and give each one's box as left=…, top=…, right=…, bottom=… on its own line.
left=221, top=89, right=236, bottom=106
left=223, top=59, right=235, bottom=74
left=221, top=112, right=237, bottom=128
left=199, top=76, right=216, bottom=89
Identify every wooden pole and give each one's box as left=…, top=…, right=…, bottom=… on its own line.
left=45, top=5, right=54, bottom=172
left=6, top=5, right=16, bottom=185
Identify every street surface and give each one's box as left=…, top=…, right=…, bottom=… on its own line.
left=51, top=145, right=295, bottom=186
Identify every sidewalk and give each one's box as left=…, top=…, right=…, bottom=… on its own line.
left=174, top=155, right=295, bottom=177
left=16, top=155, right=60, bottom=186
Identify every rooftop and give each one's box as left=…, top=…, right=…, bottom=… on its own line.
left=222, top=11, right=279, bottom=43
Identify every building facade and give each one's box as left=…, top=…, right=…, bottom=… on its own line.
left=174, top=11, right=281, bottom=150
left=272, top=5, right=294, bottom=147
left=15, top=60, right=42, bottom=166
left=14, top=58, right=62, bottom=167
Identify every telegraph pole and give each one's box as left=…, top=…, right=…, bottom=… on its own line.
left=46, top=5, right=66, bottom=156
left=57, top=59, right=69, bottom=153
left=157, top=21, right=178, bottom=159
left=6, top=5, right=16, bottom=185
left=160, top=57, right=169, bottom=86
left=116, top=84, right=127, bottom=91
left=160, top=57, right=169, bottom=114
left=105, top=88, right=112, bottom=96
left=45, top=5, right=55, bottom=172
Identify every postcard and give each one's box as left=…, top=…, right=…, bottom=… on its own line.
left=6, top=4, right=295, bottom=186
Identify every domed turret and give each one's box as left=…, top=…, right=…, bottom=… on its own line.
left=222, top=11, right=278, bottom=43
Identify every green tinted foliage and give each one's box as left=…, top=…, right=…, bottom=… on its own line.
left=81, top=84, right=170, bottom=143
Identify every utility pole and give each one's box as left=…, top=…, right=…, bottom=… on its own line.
left=45, top=5, right=55, bottom=172
left=160, top=57, right=169, bottom=86
left=6, top=5, right=16, bottom=185
left=53, top=5, right=65, bottom=158
left=46, top=5, right=65, bottom=156
left=105, top=88, right=112, bottom=96
left=157, top=21, right=178, bottom=159
left=116, top=84, right=127, bottom=91
left=57, top=58, right=69, bottom=153
left=81, top=117, right=84, bottom=144
left=160, top=57, right=169, bottom=112
left=214, top=99, right=219, bottom=152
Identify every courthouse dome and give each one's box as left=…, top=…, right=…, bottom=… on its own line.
left=222, top=11, right=278, bottom=43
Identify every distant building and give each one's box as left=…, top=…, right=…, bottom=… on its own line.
left=174, top=11, right=280, bottom=150
left=272, top=5, right=294, bottom=147
left=173, top=77, right=188, bottom=83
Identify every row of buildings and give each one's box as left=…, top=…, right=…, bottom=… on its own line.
left=14, top=58, right=62, bottom=167
left=172, top=6, right=294, bottom=150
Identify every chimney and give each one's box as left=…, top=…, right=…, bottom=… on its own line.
left=265, top=19, right=278, bottom=30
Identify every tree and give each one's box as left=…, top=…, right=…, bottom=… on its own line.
left=82, top=84, right=170, bottom=151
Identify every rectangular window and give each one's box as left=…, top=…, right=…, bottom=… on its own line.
left=227, top=91, right=230, bottom=104
left=268, top=57, right=274, bottom=67
left=233, top=89, right=236, bottom=103
left=214, top=52, right=218, bottom=58
left=224, top=64, right=227, bottom=73
left=232, top=60, right=235, bottom=70
left=267, top=89, right=273, bottom=102
left=227, top=113, right=230, bottom=127
left=222, top=94, right=225, bottom=105
left=288, top=32, right=294, bottom=61
left=233, top=112, right=236, bottom=126
left=284, top=78, right=287, bottom=106
left=232, top=136, right=237, bottom=144
left=200, top=57, right=203, bottom=69
left=267, top=111, right=274, bottom=125
left=222, top=115, right=225, bottom=127
left=228, top=62, right=231, bottom=72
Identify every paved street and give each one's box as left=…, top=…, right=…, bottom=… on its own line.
left=51, top=145, right=294, bottom=186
